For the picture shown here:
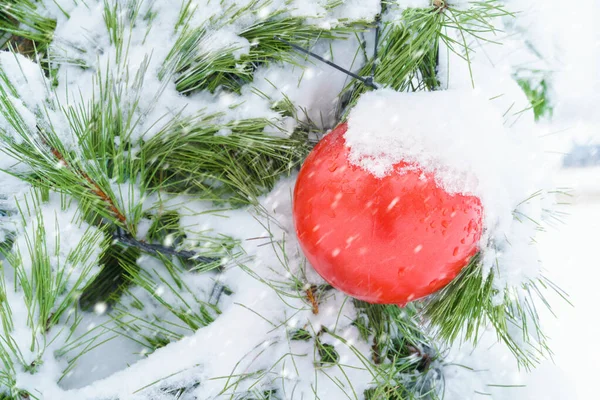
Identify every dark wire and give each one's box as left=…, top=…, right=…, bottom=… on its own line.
left=371, top=14, right=381, bottom=80
left=274, top=36, right=379, bottom=90
left=113, top=228, right=220, bottom=264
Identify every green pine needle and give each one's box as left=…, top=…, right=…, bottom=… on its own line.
left=516, top=73, right=553, bottom=121
left=422, top=254, right=563, bottom=369
left=0, top=190, right=109, bottom=396
left=142, top=114, right=309, bottom=206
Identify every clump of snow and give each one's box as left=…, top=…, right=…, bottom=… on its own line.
left=327, top=0, right=381, bottom=24
left=0, top=52, right=48, bottom=143
left=0, top=52, right=48, bottom=108
left=203, top=29, right=251, bottom=60
left=395, top=0, right=431, bottom=8
left=345, top=89, right=519, bottom=187
left=442, top=327, right=526, bottom=399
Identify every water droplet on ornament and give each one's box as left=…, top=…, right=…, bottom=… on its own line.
left=460, top=238, right=466, bottom=244
left=441, top=220, right=449, bottom=228
left=453, top=247, right=459, bottom=256
left=428, top=279, right=441, bottom=289
left=413, top=245, right=423, bottom=253
left=332, top=248, right=341, bottom=257
left=467, top=219, right=477, bottom=234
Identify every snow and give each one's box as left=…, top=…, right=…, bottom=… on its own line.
left=395, top=0, right=431, bottom=9
left=0, top=52, right=48, bottom=108
left=43, top=0, right=381, bottom=144
left=344, top=89, right=530, bottom=190
left=529, top=185, right=600, bottom=400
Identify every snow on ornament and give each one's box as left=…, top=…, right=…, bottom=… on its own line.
left=293, top=89, right=496, bottom=305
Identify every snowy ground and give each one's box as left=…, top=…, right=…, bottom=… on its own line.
left=516, top=167, right=600, bottom=400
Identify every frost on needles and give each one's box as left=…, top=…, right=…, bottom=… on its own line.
left=0, top=0, right=565, bottom=399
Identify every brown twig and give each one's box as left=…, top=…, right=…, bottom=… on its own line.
left=306, top=285, right=319, bottom=314
left=49, top=146, right=127, bottom=224
left=372, top=336, right=382, bottom=364
left=5, top=36, right=37, bottom=55
left=406, top=345, right=433, bottom=371
left=433, top=0, right=449, bottom=12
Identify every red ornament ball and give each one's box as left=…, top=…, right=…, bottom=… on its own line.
left=293, top=123, right=483, bottom=305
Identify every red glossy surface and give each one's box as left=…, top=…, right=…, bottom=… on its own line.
left=293, top=123, right=483, bottom=305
